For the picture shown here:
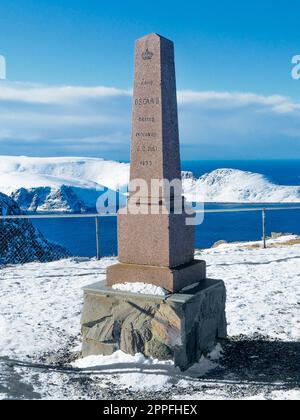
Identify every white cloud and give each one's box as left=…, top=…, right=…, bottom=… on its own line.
left=177, top=90, right=300, bottom=115
left=0, top=81, right=300, bottom=159
left=0, top=82, right=131, bottom=104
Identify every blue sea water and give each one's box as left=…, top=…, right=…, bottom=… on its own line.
left=32, top=160, right=300, bottom=258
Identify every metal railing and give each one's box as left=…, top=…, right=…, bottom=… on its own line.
left=0, top=206, right=300, bottom=264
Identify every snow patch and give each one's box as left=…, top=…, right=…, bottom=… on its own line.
left=207, top=234, right=298, bottom=251
left=72, top=351, right=174, bottom=391
left=112, top=282, right=168, bottom=296
left=71, top=349, right=219, bottom=391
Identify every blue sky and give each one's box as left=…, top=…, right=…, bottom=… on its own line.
left=0, top=0, right=300, bottom=160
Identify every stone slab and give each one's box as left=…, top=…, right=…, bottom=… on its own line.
left=107, top=259, right=206, bottom=293
left=81, top=279, right=227, bottom=370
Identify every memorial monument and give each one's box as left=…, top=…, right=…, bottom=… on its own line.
left=107, top=33, right=205, bottom=293
left=81, top=34, right=227, bottom=369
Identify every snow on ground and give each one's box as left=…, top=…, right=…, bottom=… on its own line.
left=70, top=349, right=219, bottom=392
left=198, top=235, right=300, bottom=341
left=0, top=257, right=113, bottom=360
left=72, top=352, right=176, bottom=391
left=0, top=236, right=300, bottom=399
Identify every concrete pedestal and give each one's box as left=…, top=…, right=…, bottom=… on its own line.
left=81, top=279, right=227, bottom=370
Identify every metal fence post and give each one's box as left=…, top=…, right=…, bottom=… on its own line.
left=95, top=216, right=100, bottom=260
left=262, top=209, right=267, bottom=249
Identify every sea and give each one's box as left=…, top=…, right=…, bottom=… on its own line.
left=32, top=160, right=300, bottom=258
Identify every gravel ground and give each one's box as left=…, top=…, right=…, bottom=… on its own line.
left=1, top=334, right=299, bottom=400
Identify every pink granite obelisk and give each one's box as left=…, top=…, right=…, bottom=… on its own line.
left=107, top=34, right=206, bottom=292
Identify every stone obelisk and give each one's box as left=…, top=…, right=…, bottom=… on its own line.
left=81, top=34, right=227, bottom=369
left=107, top=33, right=206, bottom=292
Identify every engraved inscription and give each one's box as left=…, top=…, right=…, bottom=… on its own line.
left=136, top=132, right=157, bottom=139
left=139, top=116, right=155, bottom=123
left=135, top=97, right=160, bottom=106
left=137, top=145, right=158, bottom=152
left=139, top=160, right=153, bottom=166
left=141, top=79, right=154, bottom=86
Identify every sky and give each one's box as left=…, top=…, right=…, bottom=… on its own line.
left=0, top=0, right=300, bottom=161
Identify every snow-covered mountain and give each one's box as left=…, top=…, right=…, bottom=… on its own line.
left=0, top=192, right=68, bottom=264
left=182, top=169, right=300, bottom=203
left=0, top=156, right=299, bottom=212
left=0, top=156, right=128, bottom=213
left=0, top=156, right=129, bottom=195
left=11, top=186, right=87, bottom=213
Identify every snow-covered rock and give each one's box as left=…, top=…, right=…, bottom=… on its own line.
left=11, top=186, right=87, bottom=213
left=0, top=192, right=68, bottom=264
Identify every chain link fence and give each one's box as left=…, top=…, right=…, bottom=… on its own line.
left=0, top=216, right=68, bottom=265
left=0, top=207, right=300, bottom=267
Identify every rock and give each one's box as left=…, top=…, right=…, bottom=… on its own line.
left=151, top=304, right=181, bottom=347
left=271, top=232, right=293, bottom=239
left=85, top=316, right=116, bottom=343
left=11, top=186, right=88, bottom=213
left=0, top=192, right=68, bottom=265
left=81, top=279, right=227, bottom=370
left=145, top=338, right=173, bottom=360
left=212, top=240, right=227, bottom=248
left=119, top=309, right=150, bottom=354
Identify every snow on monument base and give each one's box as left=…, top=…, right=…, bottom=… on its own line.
left=81, top=279, right=227, bottom=370
left=107, top=260, right=207, bottom=294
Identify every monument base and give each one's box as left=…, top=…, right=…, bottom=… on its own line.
left=81, top=279, right=227, bottom=370
left=107, top=259, right=206, bottom=293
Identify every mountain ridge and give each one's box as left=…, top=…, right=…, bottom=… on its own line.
left=0, top=156, right=299, bottom=213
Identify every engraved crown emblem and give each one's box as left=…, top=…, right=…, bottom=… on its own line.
left=142, top=48, right=154, bottom=60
